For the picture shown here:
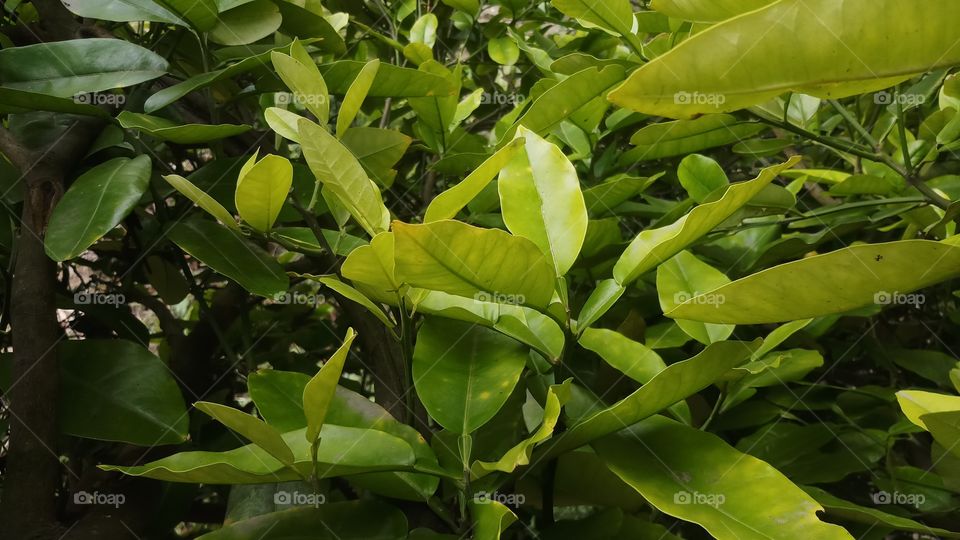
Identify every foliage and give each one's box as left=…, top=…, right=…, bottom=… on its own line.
left=2, top=1, right=960, bottom=539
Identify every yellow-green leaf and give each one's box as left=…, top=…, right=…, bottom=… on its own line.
left=304, top=328, right=357, bottom=443
left=337, top=60, right=381, bottom=139
left=234, top=154, right=293, bottom=232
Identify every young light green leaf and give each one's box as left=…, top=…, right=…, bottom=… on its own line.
left=678, top=154, right=728, bottom=203
left=101, top=424, right=415, bottom=483
left=551, top=0, right=641, bottom=51
left=425, top=139, right=524, bottom=222
left=394, top=220, right=556, bottom=309
left=499, top=127, right=588, bottom=276
left=163, top=174, right=240, bottom=232
left=271, top=44, right=330, bottom=124
left=304, top=328, right=358, bottom=443
left=299, top=119, right=391, bottom=237
left=896, top=390, right=960, bottom=431
left=614, top=157, right=800, bottom=285
left=669, top=240, right=960, bottom=324
left=538, top=340, right=758, bottom=458
left=264, top=107, right=305, bottom=143
left=471, top=380, right=571, bottom=478
left=194, top=402, right=295, bottom=467
left=337, top=60, right=381, bottom=139
left=469, top=499, right=518, bottom=540
left=410, top=14, right=439, bottom=48
left=117, top=111, right=250, bottom=143
left=609, top=0, right=960, bottom=118
left=234, top=154, right=293, bottom=232
left=488, top=37, right=520, bottom=66
left=594, top=417, right=854, bottom=540
left=45, top=156, right=151, bottom=261
left=650, top=0, right=776, bottom=22
left=657, top=251, right=734, bottom=344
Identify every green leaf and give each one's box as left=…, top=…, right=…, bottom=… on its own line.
left=0, top=38, right=167, bottom=98
left=538, top=340, right=757, bottom=458
left=626, top=115, right=766, bottom=161
left=168, top=219, right=289, bottom=297
left=579, top=328, right=667, bottom=384
left=440, top=0, right=479, bottom=14
left=271, top=43, right=330, bottom=124
left=394, top=220, right=557, bottom=309
left=274, top=1, right=347, bottom=54
left=196, top=501, right=408, bottom=540
left=593, top=417, right=853, bottom=540
left=896, top=390, right=960, bottom=431
left=337, top=60, right=380, bottom=139
left=235, top=154, right=293, bottom=232
left=194, top=402, right=295, bottom=467
left=575, top=279, right=625, bottom=333
left=656, top=251, right=734, bottom=344
left=650, top=0, right=776, bottom=22
left=471, top=380, right=571, bottom=478
left=163, top=174, right=240, bottom=232
left=503, top=66, right=626, bottom=141
left=614, top=157, right=800, bottom=285
left=341, top=127, right=412, bottom=187
left=299, top=119, right=391, bottom=237
left=117, top=111, right=250, bottom=144
left=678, top=154, right=728, bottom=203
left=45, top=156, right=151, bottom=261
left=248, top=371, right=440, bottom=501
left=804, top=485, right=960, bottom=538
left=144, top=40, right=319, bottom=113
left=468, top=500, right=518, bottom=540
left=551, top=0, right=641, bottom=51
left=425, top=139, right=524, bottom=223
left=318, top=61, right=456, bottom=97
left=410, top=288, right=565, bottom=361
left=410, top=14, right=439, bottom=48
left=299, top=274, right=395, bottom=329
left=58, top=339, right=188, bottom=446
left=209, top=0, right=282, bottom=46
left=488, top=37, right=520, bottom=66
left=341, top=232, right=399, bottom=304
left=499, top=127, right=588, bottom=277
left=101, top=425, right=415, bottom=483
left=609, top=0, right=960, bottom=118
left=62, top=0, right=219, bottom=29
left=412, top=318, right=528, bottom=434
left=669, top=240, right=960, bottom=324
left=304, top=329, right=357, bottom=443
left=0, top=87, right=110, bottom=118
